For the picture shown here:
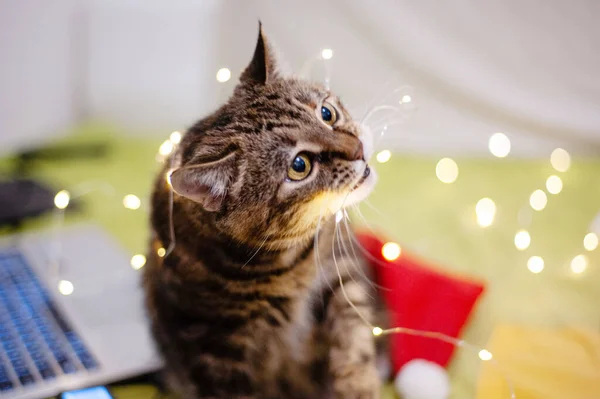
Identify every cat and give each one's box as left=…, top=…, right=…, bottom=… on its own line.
left=143, top=24, right=382, bottom=399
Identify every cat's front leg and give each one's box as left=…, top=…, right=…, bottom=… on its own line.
left=325, top=280, right=380, bottom=399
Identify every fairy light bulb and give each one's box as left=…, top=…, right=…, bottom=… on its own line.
left=478, top=349, right=493, bottom=361
left=527, top=256, right=544, bottom=274
left=529, top=190, right=547, bottom=211
left=159, top=140, right=174, bottom=156
left=400, top=95, right=412, bottom=104
left=545, top=175, right=563, bottom=195
left=157, top=247, right=166, bottom=257
left=475, top=198, right=496, bottom=227
left=169, top=131, right=182, bottom=144
left=123, top=194, right=141, bottom=210
left=514, top=230, right=531, bottom=250
left=570, top=255, right=588, bottom=274
left=372, top=326, right=383, bottom=336
left=54, top=190, right=71, bottom=209
left=488, top=133, right=511, bottom=158
left=376, top=150, right=391, bottom=164
left=550, top=148, right=571, bottom=172
left=382, top=242, right=401, bottom=261
left=130, top=254, right=147, bottom=270
left=583, top=232, right=598, bottom=251
left=216, top=68, right=231, bottom=83
left=58, top=280, right=74, bottom=296
left=321, top=49, right=333, bottom=60
left=436, top=158, right=459, bottom=184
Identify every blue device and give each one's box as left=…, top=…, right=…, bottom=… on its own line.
left=60, top=386, right=114, bottom=399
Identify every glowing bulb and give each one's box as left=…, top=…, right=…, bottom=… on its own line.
left=54, top=190, right=71, bottom=210
left=122, top=194, right=141, bottom=210
left=583, top=232, right=598, bottom=251
left=570, top=255, right=588, bottom=274
left=58, top=280, right=74, bottom=296
left=401, top=95, right=412, bottom=104
left=372, top=327, right=383, bottom=336
left=436, top=158, right=459, bottom=184
left=488, top=133, right=511, bottom=158
left=545, top=175, right=563, bottom=195
left=382, top=242, right=401, bottom=261
left=157, top=247, right=166, bottom=257
left=131, top=254, right=147, bottom=270
left=216, top=68, right=231, bottom=83
left=158, top=140, right=174, bottom=156
left=527, top=256, right=544, bottom=274
left=335, top=210, right=344, bottom=224
left=475, top=198, right=496, bottom=227
left=169, top=131, right=182, bottom=144
left=376, top=150, right=391, bottom=163
left=321, top=49, right=333, bottom=60
left=529, top=190, right=547, bottom=211
left=550, top=148, right=571, bottom=172
left=478, top=349, right=493, bottom=361
left=514, top=230, right=531, bottom=250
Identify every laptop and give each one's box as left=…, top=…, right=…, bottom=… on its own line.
left=0, top=224, right=161, bottom=399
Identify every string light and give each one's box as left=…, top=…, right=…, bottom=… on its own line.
left=478, top=349, right=493, bottom=361
left=159, top=140, right=174, bottom=156
left=550, top=148, right=571, bottom=172
left=122, top=194, right=141, bottom=210
left=514, top=230, right=531, bottom=250
left=130, top=254, right=147, bottom=270
left=570, top=255, right=588, bottom=274
left=376, top=150, right=391, bottom=163
left=529, top=189, right=547, bottom=211
left=58, top=280, right=74, bottom=296
left=488, top=133, right=511, bottom=158
left=545, top=175, right=563, bottom=195
left=527, top=256, right=544, bottom=274
left=321, top=49, right=333, bottom=60
left=216, top=68, right=231, bottom=83
left=169, top=131, right=182, bottom=144
left=157, top=247, right=166, bottom=257
left=435, top=158, right=459, bottom=184
left=583, top=232, right=598, bottom=251
left=372, top=326, right=383, bottom=336
left=54, top=190, right=71, bottom=209
left=381, top=242, right=401, bottom=261
left=475, top=198, right=496, bottom=227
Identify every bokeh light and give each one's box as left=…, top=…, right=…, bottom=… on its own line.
left=545, top=175, right=563, bottom=195
left=529, top=189, right=547, bottom=211
left=376, top=150, right=392, bottom=164
left=488, top=133, right=511, bottom=158
left=123, top=194, right=141, bottom=210
left=382, top=242, right=401, bottom=261
left=131, top=254, right=147, bottom=270
left=54, top=190, right=71, bottom=210
left=550, top=148, right=571, bottom=172
left=157, top=247, right=166, bottom=257
left=514, top=230, right=531, bottom=250
left=58, top=280, right=74, bottom=296
left=321, top=49, right=333, bottom=60
left=401, top=94, right=412, bottom=104
left=158, top=139, right=174, bottom=156
left=527, top=256, right=544, bottom=274
left=475, top=198, right=496, bottom=227
left=169, top=131, right=182, bottom=144
left=478, top=349, right=493, bottom=361
left=372, top=326, right=383, bottom=336
left=436, top=158, right=459, bottom=184
left=583, top=232, right=598, bottom=251
left=570, top=255, right=588, bottom=274
left=216, top=67, right=231, bottom=83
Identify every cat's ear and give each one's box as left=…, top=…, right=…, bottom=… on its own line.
left=240, top=21, right=280, bottom=85
left=169, top=152, right=237, bottom=212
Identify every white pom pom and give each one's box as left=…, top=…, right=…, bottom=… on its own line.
left=394, top=359, right=450, bottom=399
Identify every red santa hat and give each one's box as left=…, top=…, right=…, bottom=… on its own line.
left=357, top=232, right=486, bottom=399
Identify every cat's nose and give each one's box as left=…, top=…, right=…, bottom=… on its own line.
left=351, top=141, right=364, bottom=161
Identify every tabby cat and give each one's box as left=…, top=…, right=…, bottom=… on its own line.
left=143, top=25, right=382, bottom=399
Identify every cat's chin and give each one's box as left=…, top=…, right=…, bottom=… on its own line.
left=343, top=166, right=377, bottom=208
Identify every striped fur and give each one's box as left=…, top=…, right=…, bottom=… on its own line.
left=143, top=25, right=382, bottom=399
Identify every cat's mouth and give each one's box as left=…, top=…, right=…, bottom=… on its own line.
left=351, top=165, right=371, bottom=191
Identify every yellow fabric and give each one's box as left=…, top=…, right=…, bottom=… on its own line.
left=476, top=324, right=600, bottom=399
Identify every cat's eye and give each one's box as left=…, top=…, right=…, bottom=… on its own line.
left=287, top=153, right=312, bottom=181
left=320, top=102, right=338, bottom=126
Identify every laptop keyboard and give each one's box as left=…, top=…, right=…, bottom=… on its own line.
left=0, top=250, right=98, bottom=394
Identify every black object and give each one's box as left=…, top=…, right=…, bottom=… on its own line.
left=0, top=179, right=58, bottom=227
